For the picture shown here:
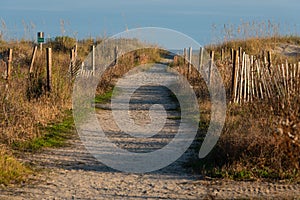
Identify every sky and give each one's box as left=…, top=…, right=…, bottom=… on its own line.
left=1, top=0, right=300, bottom=45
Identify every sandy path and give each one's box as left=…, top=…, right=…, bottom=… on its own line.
left=0, top=64, right=299, bottom=199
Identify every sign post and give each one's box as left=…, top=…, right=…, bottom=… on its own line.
left=37, top=32, right=44, bottom=52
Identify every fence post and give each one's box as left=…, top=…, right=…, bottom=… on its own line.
left=267, top=51, right=272, bottom=73
left=114, top=46, right=118, bottom=65
left=263, top=54, right=267, bottom=66
left=230, top=48, right=234, bottom=61
left=29, top=46, right=37, bottom=74
left=199, top=47, right=203, bottom=72
left=183, top=48, right=187, bottom=65
left=6, top=48, right=13, bottom=80
left=188, top=47, right=192, bottom=75
left=293, top=63, right=297, bottom=92
left=256, top=60, right=264, bottom=99
left=238, top=47, right=242, bottom=60
left=243, top=53, right=248, bottom=102
left=281, top=63, right=287, bottom=96
left=290, top=63, right=293, bottom=94
left=221, top=48, right=225, bottom=61
left=239, top=52, right=245, bottom=103
left=271, top=64, right=282, bottom=98
left=232, top=50, right=239, bottom=103
left=208, top=51, right=214, bottom=85
left=46, top=48, right=52, bottom=92
left=261, top=63, right=271, bottom=99
left=250, top=55, right=255, bottom=101
left=246, top=54, right=251, bottom=102
left=74, top=43, right=78, bottom=58
left=92, top=45, right=95, bottom=76
left=286, top=60, right=290, bottom=98
left=70, top=48, right=75, bottom=78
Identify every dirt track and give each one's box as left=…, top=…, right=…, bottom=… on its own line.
left=1, top=134, right=300, bottom=199
left=1, top=64, right=299, bottom=199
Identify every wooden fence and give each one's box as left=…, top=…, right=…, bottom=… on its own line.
left=231, top=50, right=300, bottom=103
left=1, top=44, right=299, bottom=103
left=183, top=47, right=300, bottom=104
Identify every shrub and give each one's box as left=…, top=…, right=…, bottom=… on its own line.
left=49, top=36, right=76, bottom=52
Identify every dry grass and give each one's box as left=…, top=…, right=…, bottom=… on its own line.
left=169, top=32, right=300, bottom=181
left=0, top=38, right=85, bottom=184
left=0, top=44, right=74, bottom=146
left=96, top=48, right=165, bottom=95
left=181, top=35, right=300, bottom=181
left=0, top=145, right=31, bottom=185
left=206, top=98, right=300, bottom=180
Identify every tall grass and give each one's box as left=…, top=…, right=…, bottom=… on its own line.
left=191, top=22, right=300, bottom=181
left=0, top=38, right=82, bottom=184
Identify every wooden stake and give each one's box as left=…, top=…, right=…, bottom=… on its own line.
left=46, top=48, right=52, bottom=92
left=183, top=48, right=187, bottom=65
left=253, top=59, right=260, bottom=99
left=250, top=55, right=255, bottom=101
left=221, top=48, right=225, bottom=61
left=232, top=50, right=239, bottom=103
left=208, top=51, right=214, bottom=85
left=70, top=48, right=75, bottom=78
left=281, top=64, right=287, bottom=96
left=199, top=47, right=203, bottom=72
left=256, top=60, right=264, bottom=99
left=243, top=54, right=248, bottom=102
left=114, top=46, right=118, bottom=65
left=260, top=61, right=270, bottom=99
left=293, top=63, right=297, bottom=92
left=92, top=45, right=95, bottom=76
left=6, top=48, right=13, bottom=80
left=230, top=48, right=234, bottom=61
left=188, top=47, right=192, bottom=76
left=267, top=51, right=272, bottom=73
left=239, top=52, right=245, bottom=103
left=74, top=43, right=78, bottom=58
left=286, top=61, right=290, bottom=97
left=289, top=63, right=293, bottom=93
left=236, top=53, right=240, bottom=103
left=264, top=56, right=268, bottom=67
left=272, top=64, right=282, bottom=98
left=296, top=62, right=300, bottom=93
left=238, top=47, right=242, bottom=60
left=263, top=65, right=271, bottom=99
left=246, top=54, right=251, bottom=102
left=277, top=64, right=285, bottom=97
left=29, top=46, right=37, bottom=74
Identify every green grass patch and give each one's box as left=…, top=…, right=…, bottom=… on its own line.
left=94, top=87, right=123, bottom=105
left=94, top=90, right=114, bottom=104
left=12, top=110, right=74, bottom=152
